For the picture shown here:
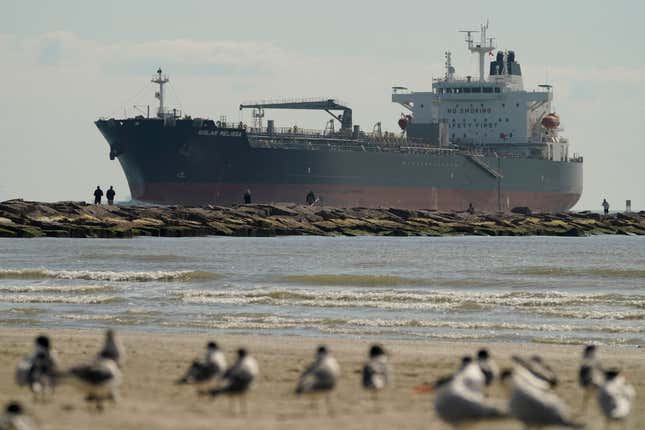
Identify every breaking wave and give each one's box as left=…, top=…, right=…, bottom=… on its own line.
left=0, top=269, right=218, bottom=282
left=1, top=294, right=123, bottom=304
left=0, top=285, right=114, bottom=294
left=172, top=288, right=645, bottom=314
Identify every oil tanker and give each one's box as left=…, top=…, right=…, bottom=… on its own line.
left=96, top=25, right=582, bottom=212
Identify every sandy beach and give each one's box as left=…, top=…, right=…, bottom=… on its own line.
left=0, top=328, right=641, bottom=429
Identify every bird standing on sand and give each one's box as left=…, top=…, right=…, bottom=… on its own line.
left=15, top=335, right=60, bottom=401
left=65, top=351, right=122, bottom=411
left=295, top=345, right=340, bottom=413
left=98, top=329, right=125, bottom=368
left=428, top=357, right=507, bottom=429
left=476, top=348, right=499, bottom=388
left=362, top=344, right=390, bottom=394
left=597, top=368, right=636, bottom=429
left=202, top=348, right=259, bottom=415
left=0, top=402, right=37, bottom=430
left=501, top=365, right=583, bottom=429
left=177, top=341, right=227, bottom=388
left=579, top=345, right=603, bottom=414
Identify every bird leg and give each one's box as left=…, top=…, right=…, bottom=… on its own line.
left=325, top=392, right=335, bottom=417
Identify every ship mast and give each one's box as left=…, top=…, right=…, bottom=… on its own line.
left=152, top=68, right=169, bottom=118
left=460, top=23, right=495, bottom=82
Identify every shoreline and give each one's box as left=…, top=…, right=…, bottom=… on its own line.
left=1, top=199, right=644, bottom=238
left=0, top=328, right=642, bottom=429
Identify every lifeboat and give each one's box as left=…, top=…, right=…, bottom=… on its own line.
left=541, top=113, right=560, bottom=129
left=398, top=114, right=413, bottom=130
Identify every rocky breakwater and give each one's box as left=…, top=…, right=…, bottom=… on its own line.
left=0, top=199, right=644, bottom=238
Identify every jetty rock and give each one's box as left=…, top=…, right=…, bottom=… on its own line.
left=0, top=199, right=644, bottom=238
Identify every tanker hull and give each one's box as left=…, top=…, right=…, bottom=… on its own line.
left=96, top=118, right=583, bottom=212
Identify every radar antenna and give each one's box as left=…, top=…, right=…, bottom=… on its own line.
left=459, top=22, right=495, bottom=82
left=151, top=68, right=169, bottom=118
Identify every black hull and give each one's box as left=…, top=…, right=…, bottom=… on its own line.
left=96, top=118, right=583, bottom=211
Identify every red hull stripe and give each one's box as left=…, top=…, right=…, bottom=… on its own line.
left=133, top=183, right=581, bottom=212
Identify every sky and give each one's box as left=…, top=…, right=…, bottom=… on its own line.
left=1, top=0, right=643, bottom=210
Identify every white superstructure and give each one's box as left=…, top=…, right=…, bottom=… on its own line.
left=392, top=24, right=569, bottom=162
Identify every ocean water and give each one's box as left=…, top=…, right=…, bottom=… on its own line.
left=0, top=236, right=643, bottom=346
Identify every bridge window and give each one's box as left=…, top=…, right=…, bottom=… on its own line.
left=462, top=87, right=471, bottom=93
left=483, top=87, right=493, bottom=93
left=472, top=87, right=482, bottom=93
left=446, top=88, right=453, bottom=93
left=494, top=87, right=501, bottom=93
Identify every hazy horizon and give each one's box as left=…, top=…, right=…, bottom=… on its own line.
left=1, top=0, right=643, bottom=211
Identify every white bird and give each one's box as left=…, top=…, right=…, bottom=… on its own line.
left=501, top=368, right=583, bottom=429
left=597, top=368, right=636, bottom=429
left=0, top=402, right=37, bottom=430
left=15, top=335, right=60, bottom=401
left=458, top=355, right=487, bottom=394
left=431, top=365, right=507, bottom=429
left=177, top=341, right=226, bottom=387
left=65, top=351, right=122, bottom=411
left=203, top=348, right=259, bottom=415
left=362, top=344, right=390, bottom=393
left=579, top=345, right=603, bottom=414
left=98, top=329, right=125, bottom=368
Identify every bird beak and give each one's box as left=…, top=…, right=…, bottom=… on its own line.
left=413, top=383, right=433, bottom=394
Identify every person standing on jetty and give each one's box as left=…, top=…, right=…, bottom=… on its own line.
left=93, top=186, right=103, bottom=205
left=243, top=189, right=252, bottom=204
left=306, top=190, right=316, bottom=206
left=602, top=198, right=610, bottom=215
left=106, top=186, right=116, bottom=205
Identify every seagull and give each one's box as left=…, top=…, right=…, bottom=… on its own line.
left=458, top=355, right=487, bottom=394
left=65, top=351, right=122, bottom=411
left=501, top=368, right=583, bottom=429
left=202, top=348, right=259, bottom=415
left=98, top=329, right=125, bottom=368
left=15, top=335, right=60, bottom=401
left=0, top=402, right=37, bottom=430
left=477, top=348, right=499, bottom=388
left=177, top=341, right=226, bottom=388
left=511, top=355, right=558, bottom=390
left=578, top=345, right=603, bottom=414
left=296, top=345, right=340, bottom=395
left=431, top=362, right=507, bottom=429
left=295, top=345, right=340, bottom=414
left=362, top=344, right=390, bottom=394
left=597, top=368, right=635, bottom=429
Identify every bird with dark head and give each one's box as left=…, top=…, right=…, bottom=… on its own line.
left=362, top=344, right=390, bottom=396
left=597, top=367, right=635, bottom=427
left=430, top=355, right=507, bottom=429
left=176, top=341, right=226, bottom=389
left=476, top=348, right=499, bottom=388
left=98, top=329, right=125, bottom=369
left=295, top=345, right=340, bottom=415
left=64, top=349, right=122, bottom=412
left=0, top=401, right=37, bottom=430
left=15, top=335, right=60, bottom=402
left=503, top=360, right=583, bottom=429
left=578, top=344, right=603, bottom=415
left=202, top=348, right=259, bottom=416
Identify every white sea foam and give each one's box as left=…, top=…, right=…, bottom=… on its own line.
left=0, top=269, right=217, bottom=282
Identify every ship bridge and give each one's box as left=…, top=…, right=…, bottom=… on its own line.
left=240, top=98, right=353, bottom=131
